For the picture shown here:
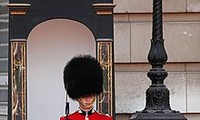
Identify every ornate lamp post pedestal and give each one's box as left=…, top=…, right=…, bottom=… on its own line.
left=132, top=84, right=187, bottom=120
left=130, top=0, right=187, bottom=120
left=133, top=112, right=186, bottom=120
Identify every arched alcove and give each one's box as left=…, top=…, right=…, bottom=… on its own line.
left=27, top=19, right=96, bottom=120
left=8, top=1, right=115, bottom=119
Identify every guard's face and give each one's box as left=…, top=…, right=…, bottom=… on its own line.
left=78, top=94, right=95, bottom=110
left=80, top=94, right=95, bottom=105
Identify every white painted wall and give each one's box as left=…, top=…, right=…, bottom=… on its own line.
left=27, top=19, right=96, bottom=120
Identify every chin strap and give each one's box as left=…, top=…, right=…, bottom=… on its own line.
left=65, top=95, right=70, bottom=120
left=65, top=102, right=69, bottom=120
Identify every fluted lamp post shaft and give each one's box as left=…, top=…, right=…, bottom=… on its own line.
left=130, top=0, right=187, bottom=120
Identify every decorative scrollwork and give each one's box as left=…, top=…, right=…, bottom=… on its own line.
left=11, top=41, right=27, bottom=120
left=97, top=40, right=113, bottom=116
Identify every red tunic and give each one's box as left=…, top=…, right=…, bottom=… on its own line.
left=60, top=111, right=112, bottom=120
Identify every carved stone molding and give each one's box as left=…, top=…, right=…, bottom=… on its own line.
left=7, top=3, right=31, bottom=15
left=93, top=3, right=115, bottom=15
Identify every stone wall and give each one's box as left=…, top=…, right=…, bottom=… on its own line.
left=113, top=0, right=200, bottom=119
left=0, top=0, right=8, bottom=119
left=114, top=0, right=200, bottom=13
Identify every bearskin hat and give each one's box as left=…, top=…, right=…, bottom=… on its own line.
left=63, top=55, right=103, bottom=100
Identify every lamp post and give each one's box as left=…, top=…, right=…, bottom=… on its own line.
left=130, top=0, right=187, bottom=120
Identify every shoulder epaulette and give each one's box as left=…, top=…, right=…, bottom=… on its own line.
left=96, top=111, right=112, bottom=118
left=60, top=111, right=78, bottom=119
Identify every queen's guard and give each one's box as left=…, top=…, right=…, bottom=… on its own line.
left=60, top=55, right=112, bottom=120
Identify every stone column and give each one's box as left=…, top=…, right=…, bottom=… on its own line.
left=7, top=3, right=30, bottom=120
left=93, top=3, right=116, bottom=119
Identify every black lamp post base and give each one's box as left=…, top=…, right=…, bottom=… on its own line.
left=130, top=112, right=187, bottom=120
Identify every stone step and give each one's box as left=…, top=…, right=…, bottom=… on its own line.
left=0, top=115, right=7, bottom=120
left=0, top=84, right=8, bottom=118
left=0, top=0, right=9, bottom=3
left=0, top=112, right=7, bottom=120
left=0, top=73, right=7, bottom=85
left=0, top=1, right=10, bottom=119
left=0, top=14, right=8, bottom=19
left=0, top=28, right=8, bottom=44
left=0, top=97, right=8, bottom=119
left=0, top=2, right=9, bottom=14
left=0, top=58, right=8, bottom=73
left=0, top=85, right=8, bottom=102
left=0, top=2, right=8, bottom=6
left=0, top=43, right=8, bottom=58
left=0, top=65, right=8, bottom=118
left=0, top=19, right=8, bottom=29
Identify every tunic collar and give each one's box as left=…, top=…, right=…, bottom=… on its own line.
left=78, top=107, right=95, bottom=116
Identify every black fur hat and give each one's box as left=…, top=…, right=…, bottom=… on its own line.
left=63, top=55, right=103, bottom=100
